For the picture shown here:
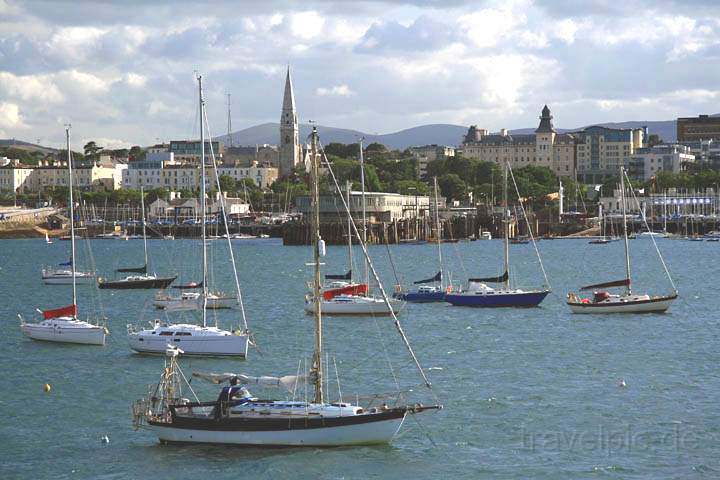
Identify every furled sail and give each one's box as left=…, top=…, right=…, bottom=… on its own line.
left=193, top=372, right=316, bottom=393
left=414, top=271, right=442, bottom=284
left=117, top=264, right=147, bottom=274
left=43, top=304, right=77, bottom=319
left=579, top=278, right=630, bottom=291
left=325, top=270, right=352, bottom=280
left=172, top=281, right=203, bottom=289
left=469, top=271, right=509, bottom=283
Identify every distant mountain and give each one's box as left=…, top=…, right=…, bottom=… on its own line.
left=218, top=119, right=683, bottom=150
left=0, top=139, right=57, bottom=154
left=218, top=123, right=469, bottom=150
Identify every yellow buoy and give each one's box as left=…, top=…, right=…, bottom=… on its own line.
left=43, top=383, right=52, bottom=393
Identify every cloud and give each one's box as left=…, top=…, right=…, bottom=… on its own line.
left=0, top=71, right=64, bottom=103
left=0, top=102, right=25, bottom=128
left=316, top=84, right=354, bottom=97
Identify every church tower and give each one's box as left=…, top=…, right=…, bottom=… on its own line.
left=279, top=66, right=301, bottom=177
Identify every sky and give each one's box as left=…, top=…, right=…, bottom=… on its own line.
left=0, top=0, right=719, bottom=149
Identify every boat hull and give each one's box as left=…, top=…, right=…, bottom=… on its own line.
left=147, top=411, right=405, bottom=446
left=98, top=276, right=176, bottom=289
left=304, top=298, right=404, bottom=316
left=42, top=274, right=95, bottom=285
left=396, top=291, right=446, bottom=303
left=567, top=294, right=677, bottom=314
left=21, top=324, right=105, bottom=345
left=445, top=290, right=549, bottom=307
left=128, top=333, right=248, bottom=357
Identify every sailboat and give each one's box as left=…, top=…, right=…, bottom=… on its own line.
left=567, top=167, right=678, bottom=313
left=319, top=180, right=369, bottom=301
left=395, top=177, right=446, bottom=302
left=304, top=138, right=403, bottom=316
left=45, top=232, right=53, bottom=245
left=98, top=187, right=176, bottom=289
left=21, top=126, right=106, bottom=345
left=127, top=74, right=250, bottom=357
left=445, top=162, right=550, bottom=307
left=131, top=126, right=439, bottom=446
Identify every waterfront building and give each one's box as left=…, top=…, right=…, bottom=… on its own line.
left=630, top=144, right=695, bottom=181
left=168, top=140, right=223, bottom=163
left=680, top=139, right=720, bottom=169
left=677, top=114, right=720, bottom=142
left=600, top=188, right=716, bottom=218
left=296, top=191, right=431, bottom=223
left=279, top=66, right=302, bottom=177
left=462, top=105, right=577, bottom=178
left=410, top=145, right=455, bottom=178
left=0, top=158, right=126, bottom=192
left=575, top=125, right=646, bottom=183
left=224, top=145, right=279, bottom=168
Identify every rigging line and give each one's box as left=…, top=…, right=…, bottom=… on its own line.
left=384, top=236, right=402, bottom=289
left=410, top=410, right=438, bottom=448
left=506, top=161, right=551, bottom=290
left=623, top=170, right=678, bottom=293
left=202, top=104, right=250, bottom=333
left=318, top=140, right=433, bottom=391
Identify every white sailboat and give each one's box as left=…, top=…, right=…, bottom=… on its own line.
left=567, top=167, right=678, bottom=313
left=304, top=138, right=404, bottom=316
left=21, top=126, right=106, bottom=345
left=127, top=75, right=250, bottom=357
left=45, top=233, right=53, bottom=245
left=131, top=126, right=439, bottom=446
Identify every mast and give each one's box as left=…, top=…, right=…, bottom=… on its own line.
left=433, top=177, right=443, bottom=288
left=198, top=74, right=208, bottom=327
left=66, top=126, right=77, bottom=312
left=503, top=162, right=510, bottom=290
left=310, top=127, right=323, bottom=404
left=140, top=186, right=148, bottom=270
left=359, top=137, right=368, bottom=288
left=620, top=167, right=632, bottom=294
left=346, top=180, right=353, bottom=282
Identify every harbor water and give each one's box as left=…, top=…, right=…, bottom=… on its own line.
left=1, top=237, right=718, bottom=479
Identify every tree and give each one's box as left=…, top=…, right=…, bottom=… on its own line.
left=83, top=141, right=103, bottom=159
left=397, top=180, right=430, bottom=196
left=218, top=174, right=236, bottom=195
left=438, top=173, right=466, bottom=202
left=647, top=134, right=663, bottom=147
left=129, top=145, right=145, bottom=161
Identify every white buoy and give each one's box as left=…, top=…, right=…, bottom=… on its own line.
left=618, top=379, right=627, bottom=388
left=101, top=435, right=110, bottom=444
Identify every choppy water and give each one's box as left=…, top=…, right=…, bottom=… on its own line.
left=1, top=237, right=719, bottom=479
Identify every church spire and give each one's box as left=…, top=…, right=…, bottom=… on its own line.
left=535, top=104, right=555, bottom=133
left=279, top=65, right=301, bottom=177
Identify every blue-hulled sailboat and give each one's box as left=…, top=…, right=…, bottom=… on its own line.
left=395, top=177, right=447, bottom=302
left=445, top=162, right=550, bottom=307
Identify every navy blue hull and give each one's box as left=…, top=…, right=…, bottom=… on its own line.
left=397, top=291, right=446, bottom=303
left=445, top=290, right=549, bottom=307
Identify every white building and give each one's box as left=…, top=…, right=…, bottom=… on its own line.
left=0, top=159, right=126, bottom=192
left=631, top=144, right=695, bottom=181
left=296, top=191, right=431, bottom=222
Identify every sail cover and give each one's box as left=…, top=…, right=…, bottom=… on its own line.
left=469, top=271, right=509, bottom=283
left=117, top=265, right=147, bottom=273
left=172, top=281, right=203, bottom=289
left=43, top=304, right=77, bottom=319
left=59, top=259, right=72, bottom=266
left=579, top=278, right=630, bottom=291
left=414, top=271, right=442, bottom=284
left=325, top=270, right=352, bottom=280
left=193, top=372, right=315, bottom=393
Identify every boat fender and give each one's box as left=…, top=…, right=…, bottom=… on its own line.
left=394, top=284, right=402, bottom=294
left=581, top=298, right=590, bottom=304
left=43, top=383, right=51, bottom=393
left=319, top=239, right=326, bottom=257
left=446, top=286, right=452, bottom=294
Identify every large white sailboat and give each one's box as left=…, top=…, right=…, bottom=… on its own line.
left=127, top=75, right=250, bottom=357
left=21, top=126, right=106, bottom=346
left=131, top=126, right=439, bottom=446
left=567, top=167, right=678, bottom=313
